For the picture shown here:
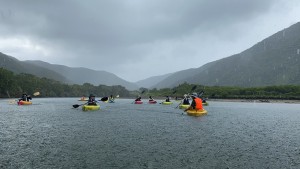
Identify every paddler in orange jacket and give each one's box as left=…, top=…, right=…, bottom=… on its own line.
left=184, top=93, right=203, bottom=111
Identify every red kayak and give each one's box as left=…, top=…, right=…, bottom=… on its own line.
left=148, top=100, right=157, bottom=104
left=135, top=101, right=143, bottom=104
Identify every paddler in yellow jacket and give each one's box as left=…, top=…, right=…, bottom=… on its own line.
left=184, top=93, right=203, bottom=111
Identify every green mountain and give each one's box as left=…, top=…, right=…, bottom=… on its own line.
left=153, top=22, right=300, bottom=88
left=0, top=52, right=70, bottom=82
left=25, top=60, right=139, bottom=90
left=0, top=53, right=139, bottom=90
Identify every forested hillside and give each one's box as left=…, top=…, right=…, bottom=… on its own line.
left=0, top=68, right=130, bottom=98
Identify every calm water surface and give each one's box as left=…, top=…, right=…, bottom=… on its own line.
left=1, top=98, right=300, bottom=169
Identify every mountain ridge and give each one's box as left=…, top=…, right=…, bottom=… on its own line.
left=152, top=22, right=300, bottom=88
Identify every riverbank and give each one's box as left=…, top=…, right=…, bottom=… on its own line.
left=209, top=98, right=300, bottom=104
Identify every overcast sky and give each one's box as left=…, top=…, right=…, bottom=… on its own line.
left=0, top=0, right=300, bottom=82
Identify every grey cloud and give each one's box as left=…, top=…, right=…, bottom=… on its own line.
left=0, top=0, right=298, bottom=81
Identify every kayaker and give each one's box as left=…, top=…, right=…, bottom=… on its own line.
left=109, top=95, right=114, bottom=101
left=165, top=96, right=170, bottom=102
left=184, top=93, right=203, bottom=112
left=182, top=94, right=190, bottom=105
left=87, top=94, right=97, bottom=105
left=26, top=95, right=32, bottom=101
left=135, top=96, right=142, bottom=101
left=19, top=93, right=27, bottom=101
left=149, top=96, right=154, bottom=101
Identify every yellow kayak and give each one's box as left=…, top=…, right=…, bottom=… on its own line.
left=162, top=101, right=173, bottom=105
left=186, top=109, right=207, bottom=116
left=179, top=104, right=190, bottom=109
left=82, top=105, right=100, bottom=111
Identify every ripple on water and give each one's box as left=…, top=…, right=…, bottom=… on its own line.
left=1, top=98, right=300, bottom=168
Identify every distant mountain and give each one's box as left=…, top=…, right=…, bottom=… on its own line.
left=25, top=60, right=139, bottom=90
left=0, top=53, right=139, bottom=90
left=135, top=73, right=173, bottom=88
left=0, top=52, right=70, bottom=82
left=153, top=22, right=300, bottom=88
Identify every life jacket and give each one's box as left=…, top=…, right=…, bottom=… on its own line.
left=194, top=97, right=203, bottom=110
left=183, top=98, right=189, bottom=104
left=88, top=97, right=97, bottom=105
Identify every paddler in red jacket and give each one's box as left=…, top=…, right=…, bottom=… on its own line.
left=184, top=93, right=203, bottom=111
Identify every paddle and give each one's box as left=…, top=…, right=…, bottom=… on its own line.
left=197, top=91, right=204, bottom=97
left=33, top=92, right=40, bottom=96
left=99, top=97, right=108, bottom=102
left=73, top=103, right=86, bottom=108
left=175, top=100, right=182, bottom=108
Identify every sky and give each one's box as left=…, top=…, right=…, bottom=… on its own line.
left=0, top=0, right=300, bottom=82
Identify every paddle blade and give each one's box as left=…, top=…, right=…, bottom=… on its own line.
left=101, top=97, right=108, bottom=101
left=33, top=92, right=40, bottom=96
left=73, top=104, right=80, bottom=108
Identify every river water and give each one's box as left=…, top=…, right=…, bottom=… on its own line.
left=1, top=98, right=300, bottom=169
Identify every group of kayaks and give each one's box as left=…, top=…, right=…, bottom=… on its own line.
left=16, top=97, right=208, bottom=116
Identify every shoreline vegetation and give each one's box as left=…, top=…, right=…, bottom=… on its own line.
left=1, top=68, right=300, bottom=102
left=209, top=98, right=300, bottom=104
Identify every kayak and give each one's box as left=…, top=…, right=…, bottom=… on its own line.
left=18, top=101, right=32, bottom=105
left=179, top=104, right=190, bottom=109
left=82, top=105, right=100, bottom=111
left=161, top=101, right=173, bottom=105
left=135, top=101, right=143, bottom=104
left=78, top=97, right=88, bottom=101
left=148, top=100, right=157, bottom=104
left=186, top=109, right=207, bottom=117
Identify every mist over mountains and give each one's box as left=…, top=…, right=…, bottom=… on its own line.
left=151, top=22, right=300, bottom=88
left=1, top=22, right=300, bottom=90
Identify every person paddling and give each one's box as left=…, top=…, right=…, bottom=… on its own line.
left=135, top=96, right=142, bottom=101
left=19, top=93, right=28, bottom=101
left=87, top=94, right=98, bottom=105
left=109, top=95, right=114, bottom=101
left=184, top=93, right=203, bottom=112
left=182, top=94, right=190, bottom=105
left=149, top=96, right=154, bottom=101
left=165, top=96, right=170, bottom=102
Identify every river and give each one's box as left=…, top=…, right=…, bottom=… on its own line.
left=1, top=98, right=300, bottom=169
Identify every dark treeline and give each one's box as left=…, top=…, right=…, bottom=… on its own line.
left=2, top=68, right=300, bottom=100
left=0, top=68, right=130, bottom=98
left=143, top=82, right=300, bottom=100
